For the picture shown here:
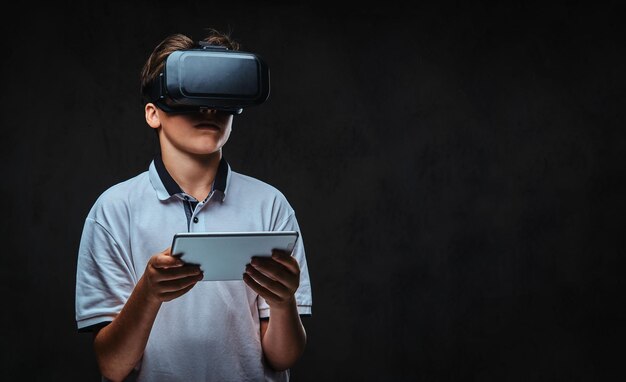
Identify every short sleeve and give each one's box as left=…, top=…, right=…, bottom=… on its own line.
left=75, top=217, right=137, bottom=332
left=258, top=212, right=313, bottom=318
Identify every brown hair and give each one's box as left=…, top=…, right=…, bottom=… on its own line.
left=140, top=29, right=240, bottom=103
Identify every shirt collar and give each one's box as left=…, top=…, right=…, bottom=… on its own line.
left=149, top=153, right=229, bottom=202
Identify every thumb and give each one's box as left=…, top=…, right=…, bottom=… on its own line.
left=152, top=247, right=182, bottom=268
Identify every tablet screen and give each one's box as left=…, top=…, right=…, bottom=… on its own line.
left=170, top=231, right=299, bottom=281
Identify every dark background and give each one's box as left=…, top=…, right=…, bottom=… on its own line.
left=2, top=1, right=624, bottom=381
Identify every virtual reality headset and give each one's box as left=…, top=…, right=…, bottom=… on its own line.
left=143, top=43, right=270, bottom=115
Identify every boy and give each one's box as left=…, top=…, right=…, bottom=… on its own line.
left=75, top=30, right=312, bottom=382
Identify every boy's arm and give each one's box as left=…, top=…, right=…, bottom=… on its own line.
left=243, top=249, right=307, bottom=371
left=93, top=248, right=203, bottom=382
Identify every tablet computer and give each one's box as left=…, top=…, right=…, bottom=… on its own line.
left=170, top=231, right=299, bottom=281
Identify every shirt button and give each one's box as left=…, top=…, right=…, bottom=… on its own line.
left=193, top=217, right=199, bottom=223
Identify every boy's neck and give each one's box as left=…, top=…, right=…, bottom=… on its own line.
left=161, top=148, right=221, bottom=202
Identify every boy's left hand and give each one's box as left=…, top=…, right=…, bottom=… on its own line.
left=243, top=249, right=300, bottom=309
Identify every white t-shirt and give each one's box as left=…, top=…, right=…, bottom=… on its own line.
left=75, top=155, right=312, bottom=381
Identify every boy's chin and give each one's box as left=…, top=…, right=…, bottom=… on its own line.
left=185, top=140, right=226, bottom=155
left=187, top=148, right=223, bottom=157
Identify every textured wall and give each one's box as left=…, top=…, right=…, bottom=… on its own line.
left=1, top=2, right=624, bottom=380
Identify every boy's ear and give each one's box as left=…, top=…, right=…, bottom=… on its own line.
left=145, top=103, right=161, bottom=129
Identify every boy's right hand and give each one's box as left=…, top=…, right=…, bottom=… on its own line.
left=141, top=247, right=204, bottom=303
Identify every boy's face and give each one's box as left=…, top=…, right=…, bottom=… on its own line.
left=146, top=104, right=233, bottom=156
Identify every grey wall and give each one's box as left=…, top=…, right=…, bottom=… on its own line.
left=2, top=2, right=624, bottom=381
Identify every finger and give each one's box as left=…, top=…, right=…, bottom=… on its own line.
left=158, top=272, right=204, bottom=293
left=160, top=283, right=196, bottom=302
left=243, top=273, right=281, bottom=303
left=154, top=265, right=203, bottom=282
left=159, top=246, right=174, bottom=258
left=152, top=253, right=184, bottom=269
left=250, top=257, right=294, bottom=283
left=270, top=249, right=300, bottom=274
left=245, top=264, right=290, bottom=296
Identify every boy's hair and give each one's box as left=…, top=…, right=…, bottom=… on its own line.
left=140, top=29, right=240, bottom=105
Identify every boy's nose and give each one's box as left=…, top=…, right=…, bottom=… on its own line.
left=199, top=107, right=217, bottom=114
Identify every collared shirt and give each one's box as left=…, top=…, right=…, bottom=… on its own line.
left=75, top=155, right=312, bottom=382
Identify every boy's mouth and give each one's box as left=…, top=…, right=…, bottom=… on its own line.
left=194, top=122, right=221, bottom=130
